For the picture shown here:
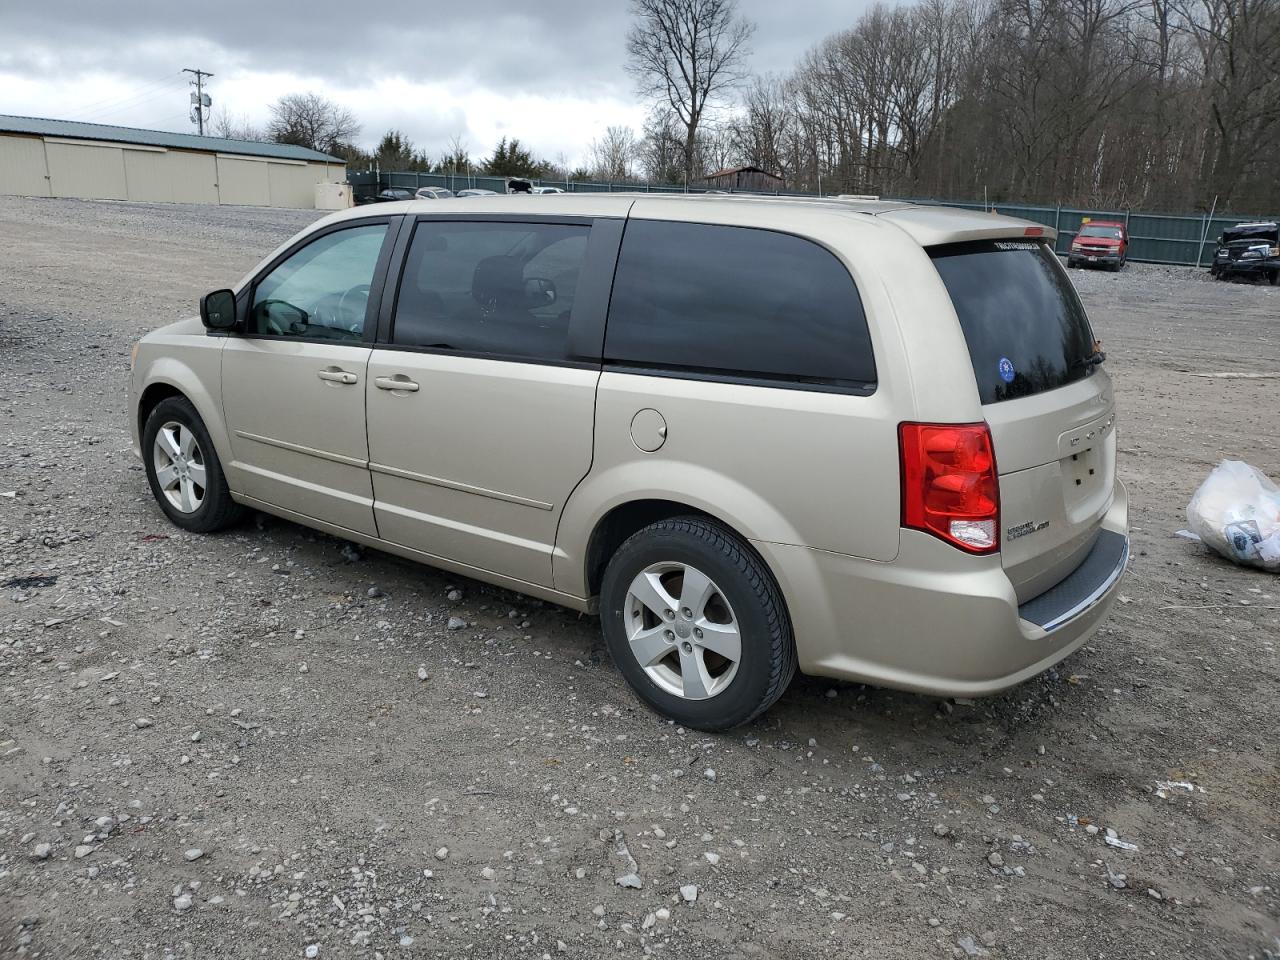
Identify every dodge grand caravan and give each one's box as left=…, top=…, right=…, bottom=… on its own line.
left=128, top=194, right=1129, bottom=730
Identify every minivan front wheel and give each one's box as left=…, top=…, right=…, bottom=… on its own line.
left=142, top=396, right=244, bottom=533
left=600, top=517, right=796, bottom=731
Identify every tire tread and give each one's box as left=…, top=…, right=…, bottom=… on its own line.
left=143, top=397, right=245, bottom=533
left=609, top=516, right=796, bottom=729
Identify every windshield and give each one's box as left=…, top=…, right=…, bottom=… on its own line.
left=930, top=239, right=1098, bottom=404
left=1079, top=225, right=1123, bottom=239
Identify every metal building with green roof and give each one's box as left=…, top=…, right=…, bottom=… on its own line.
left=0, top=114, right=348, bottom=208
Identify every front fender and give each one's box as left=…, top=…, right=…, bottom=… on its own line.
left=133, top=346, right=231, bottom=479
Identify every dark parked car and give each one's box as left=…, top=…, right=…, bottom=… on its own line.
left=357, top=188, right=415, bottom=205
left=1210, top=222, right=1280, bottom=284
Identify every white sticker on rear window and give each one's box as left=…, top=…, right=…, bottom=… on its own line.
left=994, top=241, right=1040, bottom=251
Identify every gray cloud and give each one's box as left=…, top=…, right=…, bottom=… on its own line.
left=1, top=0, right=868, bottom=160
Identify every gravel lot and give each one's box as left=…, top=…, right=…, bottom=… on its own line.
left=1, top=196, right=1277, bottom=960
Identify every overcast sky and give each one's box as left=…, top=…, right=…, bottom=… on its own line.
left=0, top=1, right=865, bottom=166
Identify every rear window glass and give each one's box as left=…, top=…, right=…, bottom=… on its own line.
left=605, top=220, right=875, bottom=388
left=930, top=240, right=1097, bottom=404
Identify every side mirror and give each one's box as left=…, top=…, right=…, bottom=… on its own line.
left=200, top=289, right=237, bottom=330
left=523, top=277, right=556, bottom=308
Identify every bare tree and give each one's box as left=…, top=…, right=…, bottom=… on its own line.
left=437, top=134, right=471, bottom=175
left=588, top=125, right=639, bottom=180
left=638, top=106, right=688, bottom=183
left=729, top=76, right=797, bottom=180
left=1178, top=0, right=1280, bottom=204
left=758, top=0, right=1280, bottom=210
left=626, top=0, right=755, bottom=181
left=209, top=108, right=264, bottom=142
left=267, top=92, right=361, bottom=156
left=696, top=122, right=736, bottom=174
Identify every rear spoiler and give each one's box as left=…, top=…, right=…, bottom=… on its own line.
left=875, top=206, right=1057, bottom=248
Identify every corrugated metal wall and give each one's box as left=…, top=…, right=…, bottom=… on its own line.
left=167, top=151, right=220, bottom=204
left=351, top=170, right=1274, bottom=268
left=0, top=133, right=343, bottom=208
left=0, top=134, right=51, bottom=196
left=215, top=156, right=271, bottom=206
left=45, top=139, right=128, bottom=200
left=122, top=146, right=174, bottom=203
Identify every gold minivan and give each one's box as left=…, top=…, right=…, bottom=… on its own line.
left=129, top=194, right=1129, bottom=730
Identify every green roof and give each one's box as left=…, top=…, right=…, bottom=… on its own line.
left=0, top=114, right=345, bottom=164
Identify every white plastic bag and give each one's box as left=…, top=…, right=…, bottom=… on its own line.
left=1186, top=460, right=1280, bottom=572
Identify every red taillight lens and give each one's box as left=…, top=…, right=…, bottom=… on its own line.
left=899, top=422, right=1000, bottom=553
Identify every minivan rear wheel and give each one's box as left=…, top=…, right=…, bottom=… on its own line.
left=600, top=517, right=796, bottom=731
left=142, top=396, right=244, bottom=533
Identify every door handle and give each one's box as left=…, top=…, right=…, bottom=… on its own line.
left=317, top=368, right=358, bottom=385
left=374, top=375, right=420, bottom=393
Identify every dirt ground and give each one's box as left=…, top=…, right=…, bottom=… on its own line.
left=1, top=196, right=1276, bottom=960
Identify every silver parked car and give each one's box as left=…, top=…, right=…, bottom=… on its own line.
left=129, top=194, right=1128, bottom=730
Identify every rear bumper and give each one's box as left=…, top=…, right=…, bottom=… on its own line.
left=755, top=478, right=1129, bottom=697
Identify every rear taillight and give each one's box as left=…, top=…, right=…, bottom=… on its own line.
left=899, top=422, right=1000, bottom=554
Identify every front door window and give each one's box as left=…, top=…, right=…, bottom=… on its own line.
left=250, top=224, right=387, bottom=340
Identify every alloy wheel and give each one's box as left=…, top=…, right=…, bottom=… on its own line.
left=623, top=561, right=742, bottom=700
left=152, top=420, right=206, bottom=514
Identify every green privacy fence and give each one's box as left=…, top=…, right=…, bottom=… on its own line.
left=348, top=170, right=1274, bottom=268
left=923, top=201, right=1270, bottom=268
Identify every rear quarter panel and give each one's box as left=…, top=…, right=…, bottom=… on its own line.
left=555, top=202, right=985, bottom=597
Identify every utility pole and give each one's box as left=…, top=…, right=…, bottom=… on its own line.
left=183, top=68, right=213, bottom=135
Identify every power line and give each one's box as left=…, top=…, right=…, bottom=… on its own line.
left=76, top=72, right=184, bottom=115
left=80, top=84, right=187, bottom=124
left=183, top=67, right=213, bottom=136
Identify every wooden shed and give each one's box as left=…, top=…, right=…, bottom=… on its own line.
left=698, top=165, right=785, bottom=192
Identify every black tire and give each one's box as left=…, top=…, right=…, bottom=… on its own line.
left=599, top=516, right=796, bottom=731
left=1270, top=270, right=1279, bottom=286
left=142, top=396, right=245, bottom=533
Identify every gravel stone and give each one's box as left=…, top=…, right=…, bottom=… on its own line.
left=0, top=196, right=1271, bottom=958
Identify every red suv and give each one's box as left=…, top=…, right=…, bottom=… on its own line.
left=1067, top=220, right=1128, bottom=271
